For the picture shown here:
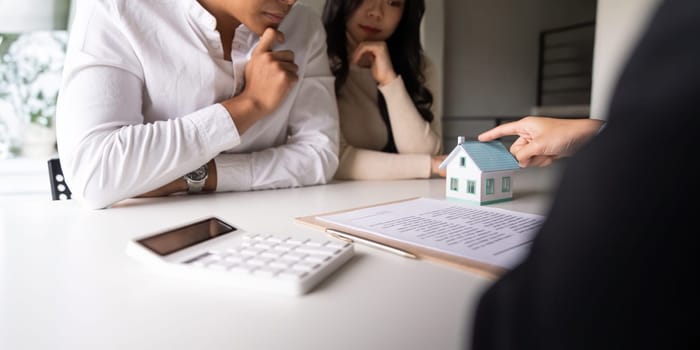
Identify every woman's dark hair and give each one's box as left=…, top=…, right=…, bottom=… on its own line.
left=322, top=0, right=434, bottom=153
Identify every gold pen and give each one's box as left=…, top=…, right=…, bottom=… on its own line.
left=325, top=228, right=417, bottom=259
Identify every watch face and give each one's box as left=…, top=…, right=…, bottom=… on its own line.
left=186, top=165, right=208, bottom=181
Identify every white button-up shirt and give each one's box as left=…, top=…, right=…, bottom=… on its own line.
left=56, top=0, right=339, bottom=209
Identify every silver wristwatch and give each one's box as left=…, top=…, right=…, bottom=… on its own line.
left=184, top=164, right=208, bottom=193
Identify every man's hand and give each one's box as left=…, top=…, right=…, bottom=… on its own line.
left=222, top=28, right=298, bottom=133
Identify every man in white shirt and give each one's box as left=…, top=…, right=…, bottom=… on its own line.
left=56, top=0, right=339, bottom=209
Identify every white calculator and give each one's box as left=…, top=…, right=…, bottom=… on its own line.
left=126, top=217, right=354, bottom=295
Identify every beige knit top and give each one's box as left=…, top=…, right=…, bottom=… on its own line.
left=334, top=57, right=442, bottom=180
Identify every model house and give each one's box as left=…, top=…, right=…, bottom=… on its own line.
left=439, top=137, right=520, bottom=205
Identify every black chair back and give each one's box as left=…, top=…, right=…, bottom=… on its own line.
left=47, top=158, right=72, bottom=200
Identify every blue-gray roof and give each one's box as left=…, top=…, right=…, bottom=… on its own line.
left=460, top=141, right=520, bottom=172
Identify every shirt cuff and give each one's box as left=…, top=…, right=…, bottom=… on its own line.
left=378, top=75, right=405, bottom=98
left=184, top=103, right=241, bottom=154
left=214, top=153, right=253, bottom=192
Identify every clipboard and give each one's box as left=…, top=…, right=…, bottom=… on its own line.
left=295, top=197, right=507, bottom=279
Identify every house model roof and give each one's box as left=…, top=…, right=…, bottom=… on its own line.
left=439, top=140, right=520, bottom=172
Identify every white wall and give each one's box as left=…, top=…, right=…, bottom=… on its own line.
left=590, top=0, right=662, bottom=119
left=443, top=0, right=596, bottom=119
left=444, top=0, right=539, bottom=118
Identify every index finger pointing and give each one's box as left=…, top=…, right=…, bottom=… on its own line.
left=478, top=121, right=523, bottom=141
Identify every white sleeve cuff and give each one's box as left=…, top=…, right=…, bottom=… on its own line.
left=184, top=103, right=241, bottom=154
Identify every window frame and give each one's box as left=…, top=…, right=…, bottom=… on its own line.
left=502, top=176, right=511, bottom=192
left=450, top=177, right=459, bottom=191
left=485, top=178, right=495, bottom=195
left=466, top=180, right=476, bottom=194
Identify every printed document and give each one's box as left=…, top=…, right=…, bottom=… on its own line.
left=317, top=198, right=544, bottom=269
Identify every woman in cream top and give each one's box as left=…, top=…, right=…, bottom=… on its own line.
left=323, top=0, right=444, bottom=180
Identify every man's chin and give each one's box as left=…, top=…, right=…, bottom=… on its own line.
left=249, top=23, right=281, bottom=37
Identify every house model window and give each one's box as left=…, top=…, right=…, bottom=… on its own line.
left=467, top=180, right=476, bottom=194
left=485, top=178, right=495, bottom=195
left=450, top=178, right=459, bottom=191
left=502, top=176, right=511, bottom=192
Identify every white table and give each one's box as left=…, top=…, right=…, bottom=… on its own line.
left=0, top=164, right=564, bottom=350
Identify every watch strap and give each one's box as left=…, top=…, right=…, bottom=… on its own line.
left=184, top=164, right=208, bottom=193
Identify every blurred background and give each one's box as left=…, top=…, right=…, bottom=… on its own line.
left=0, top=0, right=662, bottom=197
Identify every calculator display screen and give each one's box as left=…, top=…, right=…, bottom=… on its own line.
left=137, top=217, right=236, bottom=256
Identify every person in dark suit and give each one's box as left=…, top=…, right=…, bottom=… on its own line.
left=470, top=0, right=697, bottom=349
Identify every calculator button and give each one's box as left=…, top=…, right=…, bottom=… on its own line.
left=224, top=255, right=248, bottom=263
left=270, top=260, right=293, bottom=269
left=295, top=246, right=339, bottom=256
left=198, top=255, right=221, bottom=265
left=326, top=241, right=350, bottom=249
left=241, top=247, right=265, bottom=256
left=290, top=261, right=319, bottom=272
left=305, top=239, right=325, bottom=247
left=254, top=242, right=275, bottom=249
left=247, top=257, right=272, bottom=266
left=253, top=267, right=282, bottom=277
left=281, top=252, right=306, bottom=261
left=185, top=252, right=213, bottom=266
left=305, top=254, right=330, bottom=263
left=273, top=244, right=297, bottom=252
left=261, top=250, right=285, bottom=259
left=266, top=236, right=288, bottom=243
left=286, top=237, right=308, bottom=245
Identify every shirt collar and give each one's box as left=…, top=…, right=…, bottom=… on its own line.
left=187, top=0, right=260, bottom=48
left=188, top=1, right=218, bottom=31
